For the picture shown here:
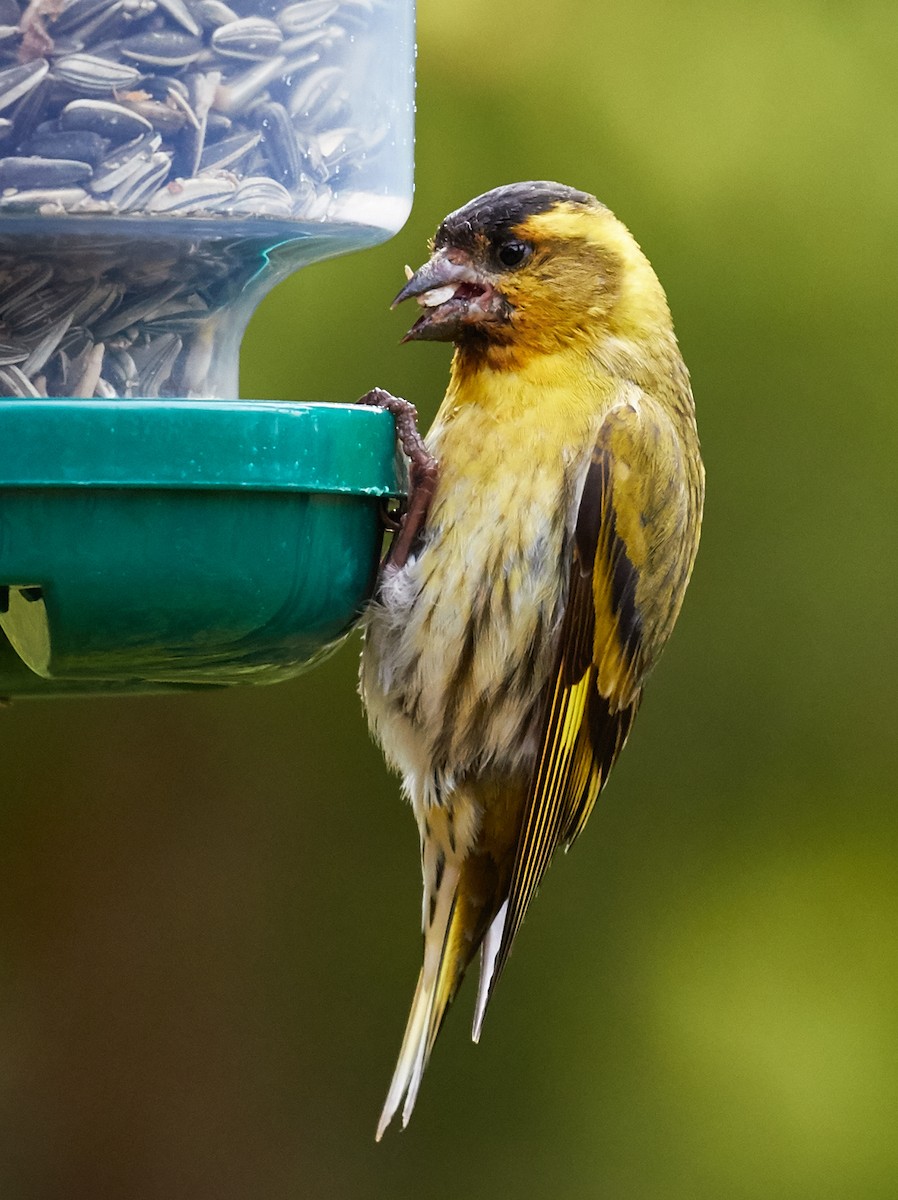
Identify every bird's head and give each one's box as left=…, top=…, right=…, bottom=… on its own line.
left=393, top=181, right=672, bottom=368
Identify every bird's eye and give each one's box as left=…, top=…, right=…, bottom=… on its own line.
left=496, top=240, right=530, bottom=268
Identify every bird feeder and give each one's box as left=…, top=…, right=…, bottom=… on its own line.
left=0, top=0, right=414, bottom=697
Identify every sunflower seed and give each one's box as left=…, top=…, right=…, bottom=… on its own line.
left=285, top=63, right=342, bottom=120
left=141, top=309, right=212, bottom=334
left=9, top=76, right=53, bottom=146
left=119, top=30, right=203, bottom=67
left=0, top=186, right=89, bottom=212
left=103, top=345, right=139, bottom=394
left=6, top=280, right=93, bottom=336
left=129, top=330, right=181, bottom=395
left=52, top=52, right=142, bottom=94
left=191, top=0, right=239, bottom=28
left=279, top=26, right=335, bottom=56
left=117, top=94, right=191, bottom=134
left=256, top=99, right=300, bottom=186
left=212, top=16, right=282, bottom=59
left=60, top=325, right=96, bottom=358
left=109, top=148, right=170, bottom=209
left=198, top=127, right=258, bottom=171
left=144, top=172, right=235, bottom=211
left=156, top=0, right=201, bottom=36
left=0, top=154, right=92, bottom=188
left=60, top=99, right=154, bottom=141
left=167, top=82, right=201, bottom=127
left=90, top=133, right=161, bottom=192
left=213, top=53, right=285, bottom=113
left=21, top=314, right=74, bottom=375
left=71, top=282, right=124, bottom=327
left=0, top=59, right=49, bottom=113
left=0, top=363, right=42, bottom=396
left=277, top=0, right=338, bottom=35
left=0, top=341, right=28, bottom=365
left=93, top=279, right=183, bottom=338
left=53, top=0, right=122, bottom=37
left=20, top=128, right=110, bottom=165
left=0, top=262, right=53, bottom=313
left=227, top=173, right=291, bottom=216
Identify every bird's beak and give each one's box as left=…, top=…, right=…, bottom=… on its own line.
left=392, top=252, right=510, bottom=343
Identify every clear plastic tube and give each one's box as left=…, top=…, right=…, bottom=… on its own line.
left=0, top=0, right=414, bottom=398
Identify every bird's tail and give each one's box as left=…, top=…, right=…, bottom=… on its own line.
left=377, top=835, right=508, bottom=1140
left=376, top=857, right=467, bottom=1139
left=376, top=783, right=520, bottom=1140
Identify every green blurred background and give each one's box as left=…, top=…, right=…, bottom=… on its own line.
left=3, top=0, right=898, bottom=1196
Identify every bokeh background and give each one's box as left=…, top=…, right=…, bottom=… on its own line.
left=3, top=1, right=898, bottom=1196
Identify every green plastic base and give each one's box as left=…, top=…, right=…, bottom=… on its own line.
left=0, top=400, right=400, bottom=698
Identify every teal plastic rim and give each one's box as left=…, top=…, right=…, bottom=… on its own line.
left=0, top=399, right=401, bottom=495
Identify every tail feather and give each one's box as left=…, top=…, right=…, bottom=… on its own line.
left=472, top=899, right=508, bottom=1043
left=376, top=790, right=521, bottom=1139
left=376, top=865, right=464, bottom=1140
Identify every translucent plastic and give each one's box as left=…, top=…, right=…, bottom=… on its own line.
left=0, top=0, right=415, bottom=398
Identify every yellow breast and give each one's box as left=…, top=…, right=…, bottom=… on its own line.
left=366, top=356, right=618, bottom=773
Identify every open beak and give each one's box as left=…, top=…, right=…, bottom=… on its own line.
left=392, top=252, right=510, bottom=343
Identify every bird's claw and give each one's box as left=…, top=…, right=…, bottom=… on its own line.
left=357, top=388, right=438, bottom=571
left=357, top=388, right=432, bottom=473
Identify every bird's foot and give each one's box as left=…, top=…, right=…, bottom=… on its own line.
left=357, top=388, right=438, bottom=571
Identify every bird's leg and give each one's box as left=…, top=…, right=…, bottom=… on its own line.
left=357, top=388, right=439, bottom=571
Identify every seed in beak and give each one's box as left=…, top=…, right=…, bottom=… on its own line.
left=419, top=285, right=457, bottom=308
left=404, top=264, right=414, bottom=281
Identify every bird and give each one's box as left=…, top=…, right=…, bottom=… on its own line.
left=359, top=181, right=704, bottom=1139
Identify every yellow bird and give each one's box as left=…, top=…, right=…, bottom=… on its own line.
left=360, top=181, right=704, bottom=1138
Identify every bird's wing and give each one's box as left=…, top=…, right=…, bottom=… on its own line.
left=488, top=400, right=680, bottom=995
